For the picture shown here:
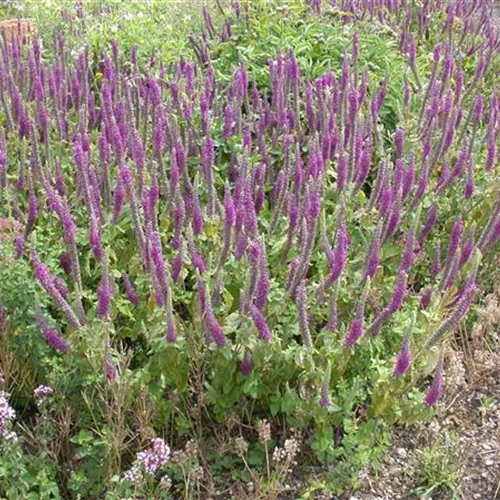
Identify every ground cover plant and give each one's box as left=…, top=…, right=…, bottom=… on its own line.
left=0, top=0, right=499, bottom=498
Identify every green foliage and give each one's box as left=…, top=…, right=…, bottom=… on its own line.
left=408, top=432, right=463, bottom=499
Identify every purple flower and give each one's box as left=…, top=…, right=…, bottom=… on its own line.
left=197, top=273, right=226, bottom=347
left=122, top=272, right=139, bottom=305
left=52, top=276, right=69, bottom=299
left=425, top=282, right=477, bottom=348
left=394, top=338, right=412, bottom=377
left=337, top=152, right=348, bottom=192
left=399, top=208, right=420, bottom=273
left=450, top=150, right=468, bottom=180
left=363, top=220, right=383, bottom=281
left=241, top=350, right=253, bottom=376
left=33, top=385, right=54, bottom=407
left=112, top=175, right=125, bottom=222
left=344, top=319, right=363, bottom=348
left=418, top=203, right=438, bottom=247
left=393, top=315, right=414, bottom=377
left=165, top=309, right=177, bottom=343
left=319, top=361, right=332, bottom=408
left=105, top=353, right=117, bottom=382
left=447, top=216, right=463, bottom=259
left=31, top=251, right=81, bottom=329
left=15, top=235, right=25, bottom=258
left=89, top=215, right=104, bottom=261
left=296, top=282, right=312, bottom=348
left=97, top=268, right=113, bottom=321
left=458, top=223, right=476, bottom=269
left=472, top=94, right=483, bottom=124
left=127, top=437, right=171, bottom=479
left=60, top=252, right=72, bottom=275
left=250, top=305, right=272, bottom=342
left=35, top=308, right=71, bottom=353
left=420, top=287, right=433, bottom=310
left=395, top=129, right=405, bottom=160
left=388, top=272, right=407, bottom=313
left=172, top=247, right=184, bottom=283
left=424, top=357, right=444, bottom=407
left=207, top=315, right=226, bottom=347
left=254, top=248, right=270, bottom=311
left=431, top=242, right=441, bottom=277
left=223, top=104, right=234, bottom=139
left=344, top=279, right=370, bottom=348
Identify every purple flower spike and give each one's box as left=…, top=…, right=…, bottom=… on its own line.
left=319, top=361, right=332, bottom=408
left=344, top=319, right=363, bottom=348
left=208, top=316, right=226, bottom=347
left=420, top=287, right=433, bottom=310
left=122, top=272, right=139, bottom=306
left=363, top=220, right=383, bottom=281
left=60, top=253, right=72, bottom=275
left=241, top=350, right=253, bottom=376
left=394, top=339, right=412, bottom=377
left=395, top=129, right=405, bottom=160
left=448, top=216, right=463, bottom=259
left=97, top=272, right=112, bottom=321
left=431, top=242, right=441, bottom=277
left=393, top=315, right=414, bottom=377
left=418, top=203, right=438, bottom=247
left=35, top=308, right=71, bottom=353
left=424, top=357, right=444, bottom=407
left=388, top=272, right=407, bottom=313
left=250, top=305, right=272, bottom=342
left=166, top=313, right=177, bottom=343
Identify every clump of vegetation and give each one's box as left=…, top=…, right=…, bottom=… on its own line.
left=0, top=0, right=498, bottom=497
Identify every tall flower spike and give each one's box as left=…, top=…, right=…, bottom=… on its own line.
left=420, top=287, right=433, bottom=310
left=418, top=203, right=438, bottom=247
left=31, top=249, right=82, bottom=329
left=426, top=281, right=477, bottom=349
left=296, top=281, right=313, bottom=349
left=35, top=306, right=71, bottom=353
left=241, top=350, right=253, bottom=376
left=399, top=206, right=421, bottom=273
left=327, top=281, right=340, bottom=332
left=254, top=245, right=270, bottom=311
left=122, top=272, right=139, bottom=306
left=319, top=360, right=332, bottom=408
left=197, top=272, right=226, bottom=347
left=447, top=216, right=463, bottom=260
left=363, top=219, right=383, bottom=282
left=431, top=241, right=441, bottom=277
left=344, top=278, right=370, bottom=348
left=393, top=313, right=415, bottom=377
left=424, top=355, right=444, bottom=407
left=97, top=259, right=113, bottom=321
left=458, top=222, right=476, bottom=270
left=250, top=305, right=272, bottom=342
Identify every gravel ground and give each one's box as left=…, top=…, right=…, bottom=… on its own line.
left=353, top=289, right=500, bottom=500
left=355, top=365, right=500, bottom=500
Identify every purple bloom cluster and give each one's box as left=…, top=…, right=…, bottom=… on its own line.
left=0, top=391, right=17, bottom=442
left=124, top=437, right=171, bottom=485
left=33, top=385, right=54, bottom=408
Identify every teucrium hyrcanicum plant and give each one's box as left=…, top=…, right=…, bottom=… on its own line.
left=0, top=0, right=499, bottom=495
